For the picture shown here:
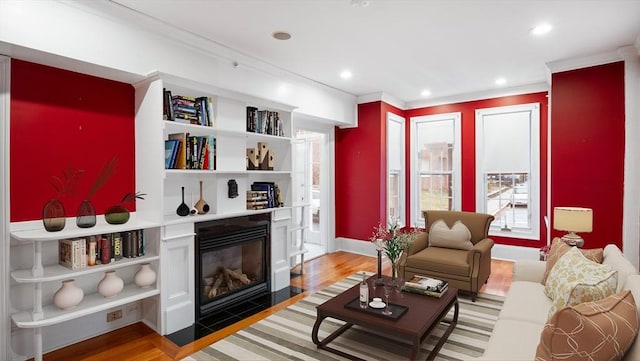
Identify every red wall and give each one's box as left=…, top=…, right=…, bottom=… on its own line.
left=10, top=59, right=136, bottom=222
left=335, top=101, right=404, bottom=239
left=550, top=62, right=625, bottom=249
left=405, top=92, right=549, bottom=247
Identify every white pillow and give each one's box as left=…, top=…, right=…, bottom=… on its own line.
left=428, top=219, right=473, bottom=250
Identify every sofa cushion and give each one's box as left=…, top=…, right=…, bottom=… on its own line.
left=622, top=275, right=640, bottom=361
left=544, top=247, right=617, bottom=318
left=603, top=244, right=638, bottom=292
left=499, top=281, right=551, bottom=324
left=542, top=237, right=603, bottom=285
left=428, top=219, right=473, bottom=250
left=404, top=247, right=469, bottom=277
left=481, top=319, right=545, bottom=360
left=536, top=290, right=639, bottom=361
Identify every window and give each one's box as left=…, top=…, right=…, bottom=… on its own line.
left=410, top=112, right=462, bottom=228
left=475, top=103, right=540, bottom=239
left=387, top=112, right=405, bottom=226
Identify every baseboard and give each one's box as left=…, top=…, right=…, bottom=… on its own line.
left=335, top=236, right=539, bottom=262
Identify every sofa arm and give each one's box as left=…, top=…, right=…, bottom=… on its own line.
left=406, top=232, right=428, bottom=256
left=467, top=237, right=494, bottom=263
left=513, top=259, right=547, bottom=283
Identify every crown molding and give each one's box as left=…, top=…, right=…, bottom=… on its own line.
left=405, top=82, right=549, bottom=109
left=546, top=51, right=623, bottom=74
left=356, top=92, right=406, bottom=110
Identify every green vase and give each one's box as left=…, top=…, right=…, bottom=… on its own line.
left=105, top=204, right=130, bottom=225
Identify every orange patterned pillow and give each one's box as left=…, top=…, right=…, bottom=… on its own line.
left=541, top=238, right=603, bottom=285
left=536, top=290, right=639, bottom=361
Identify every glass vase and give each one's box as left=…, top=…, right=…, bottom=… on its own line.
left=76, top=199, right=96, bottom=228
left=105, top=204, right=130, bottom=225
left=42, top=198, right=66, bottom=232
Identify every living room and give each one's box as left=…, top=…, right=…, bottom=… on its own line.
left=1, top=1, right=640, bottom=360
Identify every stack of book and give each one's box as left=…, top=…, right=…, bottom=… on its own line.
left=249, top=181, right=283, bottom=208
left=58, top=230, right=146, bottom=270
left=401, top=275, right=448, bottom=298
left=163, top=89, right=214, bottom=127
left=246, top=190, right=268, bottom=210
left=246, top=107, right=284, bottom=136
left=165, top=133, right=215, bottom=170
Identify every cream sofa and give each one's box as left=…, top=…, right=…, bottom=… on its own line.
left=479, top=244, right=640, bottom=360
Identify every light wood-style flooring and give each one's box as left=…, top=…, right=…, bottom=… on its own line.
left=39, top=251, right=513, bottom=361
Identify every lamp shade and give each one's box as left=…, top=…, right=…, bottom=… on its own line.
left=553, top=207, right=593, bottom=233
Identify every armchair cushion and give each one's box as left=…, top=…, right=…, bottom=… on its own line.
left=405, top=247, right=470, bottom=277
left=428, top=219, right=473, bottom=250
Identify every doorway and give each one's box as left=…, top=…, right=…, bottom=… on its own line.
left=293, top=129, right=326, bottom=262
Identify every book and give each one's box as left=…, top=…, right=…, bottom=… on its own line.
left=165, top=139, right=180, bottom=169
left=404, top=275, right=448, bottom=292
left=401, top=284, right=449, bottom=298
left=59, top=238, right=85, bottom=270
left=168, top=132, right=188, bottom=169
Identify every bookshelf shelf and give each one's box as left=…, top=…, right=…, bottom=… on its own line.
left=11, top=284, right=160, bottom=328
left=11, top=254, right=160, bottom=283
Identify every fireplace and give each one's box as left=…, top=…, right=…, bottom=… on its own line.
left=195, top=214, right=271, bottom=321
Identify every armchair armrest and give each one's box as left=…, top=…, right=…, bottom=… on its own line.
left=406, top=232, right=429, bottom=256
left=467, top=237, right=494, bottom=264
left=513, top=260, right=547, bottom=283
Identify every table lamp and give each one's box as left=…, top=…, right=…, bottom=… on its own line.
left=553, top=207, right=593, bottom=248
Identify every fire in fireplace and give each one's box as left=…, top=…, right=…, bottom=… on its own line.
left=195, top=213, right=271, bottom=321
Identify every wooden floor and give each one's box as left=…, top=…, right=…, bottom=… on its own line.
left=40, top=252, right=513, bottom=361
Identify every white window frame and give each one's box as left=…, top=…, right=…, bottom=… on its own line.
left=387, top=112, right=406, bottom=227
left=410, top=112, right=462, bottom=228
left=475, top=103, right=540, bottom=240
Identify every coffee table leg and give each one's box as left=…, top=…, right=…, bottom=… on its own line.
left=425, top=299, right=459, bottom=361
left=312, top=314, right=364, bottom=360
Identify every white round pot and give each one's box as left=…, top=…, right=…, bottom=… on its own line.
left=53, top=279, right=84, bottom=310
left=97, top=270, right=124, bottom=298
left=134, top=263, right=157, bottom=289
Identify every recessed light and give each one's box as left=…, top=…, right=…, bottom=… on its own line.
left=340, top=70, right=352, bottom=79
left=530, top=23, right=552, bottom=35
left=495, top=77, right=507, bottom=85
left=421, top=90, right=431, bottom=97
left=272, top=31, right=291, bottom=40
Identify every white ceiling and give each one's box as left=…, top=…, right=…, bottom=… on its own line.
left=110, top=0, right=640, bottom=105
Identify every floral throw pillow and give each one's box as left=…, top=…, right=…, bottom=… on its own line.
left=544, top=247, right=617, bottom=318
left=541, top=237, right=603, bottom=285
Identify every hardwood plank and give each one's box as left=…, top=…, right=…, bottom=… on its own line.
left=39, top=252, right=513, bottom=361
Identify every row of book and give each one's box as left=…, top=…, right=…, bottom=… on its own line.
left=249, top=182, right=283, bottom=209
left=58, top=230, right=146, bottom=270
left=401, top=274, right=448, bottom=298
left=163, top=89, right=214, bottom=127
left=165, top=133, right=216, bottom=170
left=246, top=190, right=269, bottom=210
left=246, top=107, right=284, bottom=137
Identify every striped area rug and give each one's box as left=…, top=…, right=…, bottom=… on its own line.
left=184, top=273, right=504, bottom=361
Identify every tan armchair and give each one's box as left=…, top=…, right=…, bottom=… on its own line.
left=398, top=210, right=495, bottom=301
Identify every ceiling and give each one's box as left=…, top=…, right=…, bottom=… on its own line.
left=110, top=0, right=640, bottom=105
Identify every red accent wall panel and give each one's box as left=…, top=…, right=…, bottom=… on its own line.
left=335, top=101, right=404, bottom=240
left=405, top=92, right=549, bottom=248
left=550, top=62, right=625, bottom=249
left=10, top=59, right=136, bottom=222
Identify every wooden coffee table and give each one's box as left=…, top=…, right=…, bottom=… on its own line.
left=311, top=276, right=459, bottom=361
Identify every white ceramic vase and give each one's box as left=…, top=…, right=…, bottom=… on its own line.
left=53, top=279, right=84, bottom=310
left=134, top=263, right=157, bottom=289
left=97, top=270, right=124, bottom=298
